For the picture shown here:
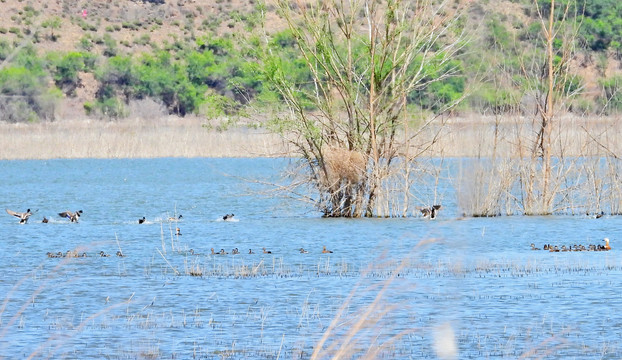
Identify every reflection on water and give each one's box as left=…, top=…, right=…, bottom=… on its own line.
left=0, top=158, right=621, bottom=358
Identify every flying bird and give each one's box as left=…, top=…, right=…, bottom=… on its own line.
left=58, top=210, right=83, bottom=223
left=6, top=208, right=33, bottom=224
left=419, top=205, right=442, bottom=219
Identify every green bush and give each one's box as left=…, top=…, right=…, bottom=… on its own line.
left=0, top=66, right=60, bottom=122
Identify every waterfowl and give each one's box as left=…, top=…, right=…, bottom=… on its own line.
left=175, top=227, right=182, bottom=236
left=211, top=248, right=216, bottom=255
left=322, top=246, right=333, bottom=254
left=223, top=213, right=235, bottom=221
left=543, top=244, right=549, bottom=250
left=420, top=205, right=442, bottom=219
left=603, top=238, right=611, bottom=251
left=138, top=217, right=146, bottom=224
left=42, top=216, right=49, bottom=223
left=99, top=251, right=111, bottom=257
left=219, top=249, right=228, bottom=255
left=168, top=214, right=183, bottom=221
left=6, top=208, right=33, bottom=224
left=263, top=247, right=272, bottom=254
left=299, top=248, right=309, bottom=254
left=530, top=243, right=540, bottom=250
left=66, top=250, right=79, bottom=258
left=58, top=210, right=82, bottom=223
left=248, top=249, right=255, bottom=254
left=232, top=248, right=240, bottom=255
left=116, top=250, right=124, bottom=257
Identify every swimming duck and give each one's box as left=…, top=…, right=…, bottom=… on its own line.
left=99, top=251, right=111, bottom=257
left=232, top=248, right=240, bottom=255
left=223, top=213, right=235, bottom=221
left=211, top=248, right=216, bottom=255
left=419, top=205, right=442, bottom=219
left=322, top=246, right=333, bottom=254
left=116, top=250, right=124, bottom=257
left=530, top=243, right=540, bottom=250
left=42, top=216, right=49, bottom=223
left=248, top=249, right=255, bottom=254
left=168, top=214, right=183, bottom=221
left=6, top=208, right=33, bottom=224
left=66, top=250, right=79, bottom=258
left=603, top=238, right=611, bottom=251
left=58, top=210, right=82, bottom=223
left=138, top=217, right=146, bottom=224
left=263, top=247, right=272, bottom=254
left=299, top=248, right=309, bottom=254
left=175, top=227, right=182, bottom=236
left=219, top=249, right=228, bottom=255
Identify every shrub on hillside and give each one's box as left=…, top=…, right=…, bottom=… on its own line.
left=0, top=66, right=60, bottom=122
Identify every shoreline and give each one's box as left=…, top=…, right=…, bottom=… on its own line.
left=1, top=115, right=621, bottom=160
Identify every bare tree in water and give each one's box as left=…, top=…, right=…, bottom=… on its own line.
left=263, top=0, right=469, bottom=217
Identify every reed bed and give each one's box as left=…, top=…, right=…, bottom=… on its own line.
left=2, top=115, right=621, bottom=160
left=0, top=117, right=290, bottom=159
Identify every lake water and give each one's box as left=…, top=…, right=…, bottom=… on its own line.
left=1, top=158, right=621, bottom=359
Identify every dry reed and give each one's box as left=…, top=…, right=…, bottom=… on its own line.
left=0, top=117, right=290, bottom=159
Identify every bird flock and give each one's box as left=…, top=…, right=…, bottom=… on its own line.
left=6, top=208, right=83, bottom=224
left=531, top=238, right=611, bottom=251
left=7, top=207, right=337, bottom=258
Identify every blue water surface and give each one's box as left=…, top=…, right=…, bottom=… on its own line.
left=0, top=158, right=621, bottom=359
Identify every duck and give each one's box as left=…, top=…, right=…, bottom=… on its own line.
left=232, top=248, right=240, bottom=255
left=175, top=227, right=182, bottom=236
left=322, top=246, right=333, bottom=254
left=99, top=251, right=111, bottom=257
left=219, top=248, right=228, bottom=255
left=530, top=243, right=540, bottom=250
left=223, top=213, right=235, bottom=221
left=6, top=208, right=33, bottom=224
left=66, top=250, right=79, bottom=258
left=58, top=210, right=83, bottom=223
left=248, top=249, right=255, bottom=254
left=211, top=248, right=216, bottom=255
left=603, top=237, right=611, bottom=251
left=168, top=214, right=183, bottom=221
left=262, top=247, right=272, bottom=254
left=299, top=248, right=309, bottom=254
left=42, top=216, right=49, bottom=223
left=116, top=250, right=125, bottom=257
left=138, top=216, right=146, bottom=224
left=419, top=205, right=442, bottom=219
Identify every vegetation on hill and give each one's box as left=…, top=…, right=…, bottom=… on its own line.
left=0, top=0, right=620, bottom=123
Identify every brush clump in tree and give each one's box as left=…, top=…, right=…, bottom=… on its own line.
left=263, top=0, right=468, bottom=217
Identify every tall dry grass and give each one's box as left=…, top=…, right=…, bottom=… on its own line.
left=0, top=117, right=291, bottom=159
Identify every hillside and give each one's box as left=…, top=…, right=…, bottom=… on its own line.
left=0, top=0, right=620, bottom=122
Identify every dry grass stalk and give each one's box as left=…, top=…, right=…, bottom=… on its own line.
left=311, top=239, right=440, bottom=359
